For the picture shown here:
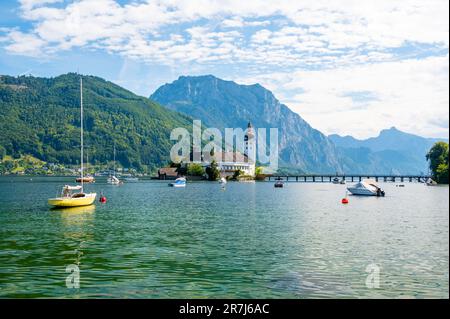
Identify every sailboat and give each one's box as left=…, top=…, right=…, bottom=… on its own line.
left=76, top=148, right=95, bottom=183
left=48, top=77, right=97, bottom=207
left=107, top=144, right=121, bottom=185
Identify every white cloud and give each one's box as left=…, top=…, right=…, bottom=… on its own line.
left=19, top=0, right=62, bottom=11
left=3, top=30, right=47, bottom=57
left=222, top=17, right=270, bottom=28
left=236, top=55, right=449, bottom=138
left=222, top=17, right=244, bottom=28
left=2, top=0, right=448, bottom=63
left=1, top=0, right=449, bottom=137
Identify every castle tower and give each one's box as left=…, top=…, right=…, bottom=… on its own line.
left=244, top=122, right=256, bottom=165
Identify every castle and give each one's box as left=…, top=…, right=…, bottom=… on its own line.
left=213, top=122, right=256, bottom=177
left=158, top=122, right=256, bottom=179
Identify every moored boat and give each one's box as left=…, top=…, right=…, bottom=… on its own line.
left=107, top=144, right=122, bottom=185
left=76, top=176, right=95, bottom=183
left=169, top=177, right=186, bottom=187
left=48, top=185, right=97, bottom=207
left=274, top=177, right=284, bottom=188
left=48, top=77, right=96, bottom=207
left=274, top=180, right=284, bottom=188
left=347, top=179, right=385, bottom=197
left=107, top=175, right=121, bottom=185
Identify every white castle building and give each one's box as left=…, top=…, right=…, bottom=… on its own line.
left=213, top=122, right=256, bottom=177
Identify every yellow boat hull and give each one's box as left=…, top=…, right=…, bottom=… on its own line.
left=48, top=193, right=97, bottom=207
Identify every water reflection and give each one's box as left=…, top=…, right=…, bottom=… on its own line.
left=52, top=205, right=96, bottom=221
left=53, top=204, right=95, bottom=295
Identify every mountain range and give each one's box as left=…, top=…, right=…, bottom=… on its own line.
left=151, top=75, right=447, bottom=174
left=151, top=75, right=342, bottom=173
left=329, top=128, right=447, bottom=174
left=1, top=73, right=446, bottom=174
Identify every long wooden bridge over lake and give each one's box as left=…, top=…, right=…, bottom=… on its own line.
left=264, top=174, right=431, bottom=183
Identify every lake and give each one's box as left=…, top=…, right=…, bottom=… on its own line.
left=0, top=176, right=448, bottom=298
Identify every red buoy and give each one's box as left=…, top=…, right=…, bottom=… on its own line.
left=99, top=196, right=107, bottom=203
left=341, top=198, right=349, bottom=204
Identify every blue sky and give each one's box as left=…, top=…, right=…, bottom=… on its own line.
left=0, top=0, right=448, bottom=139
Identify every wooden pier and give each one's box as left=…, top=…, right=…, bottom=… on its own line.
left=265, top=174, right=430, bottom=183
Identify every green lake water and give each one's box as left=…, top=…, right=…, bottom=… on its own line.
left=0, top=176, right=448, bottom=298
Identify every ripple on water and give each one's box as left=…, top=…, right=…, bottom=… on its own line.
left=0, top=178, right=448, bottom=298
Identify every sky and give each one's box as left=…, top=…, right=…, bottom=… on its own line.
left=0, top=0, right=448, bottom=139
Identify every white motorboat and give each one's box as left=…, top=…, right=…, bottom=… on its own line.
left=169, top=177, right=186, bottom=187
left=219, top=177, right=227, bottom=184
left=425, top=178, right=438, bottom=186
left=347, top=179, right=385, bottom=197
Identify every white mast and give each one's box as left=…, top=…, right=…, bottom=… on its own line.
left=80, top=77, right=84, bottom=192
left=113, top=142, right=116, bottom=176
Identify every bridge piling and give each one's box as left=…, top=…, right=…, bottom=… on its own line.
left=265, top=174, right=429, bottom=183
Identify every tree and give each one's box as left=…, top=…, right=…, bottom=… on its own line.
left=436, top=163, right=449, bottom=184
left=426, top=142, right=449, bottom=184
left=187, top=163, right=205, bottom=176
left=205, top=160, right=220, bottom=181
left=255, top=166, right=263, bottom=175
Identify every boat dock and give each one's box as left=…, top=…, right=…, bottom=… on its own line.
left=265, top=175, right=431, bottom=183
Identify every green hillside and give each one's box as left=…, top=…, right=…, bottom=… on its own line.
left=0, top=73, right=191, bottom=173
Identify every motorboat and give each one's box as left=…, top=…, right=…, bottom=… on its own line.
left=425, top=178, right=438, bottom=186
left=169, top=177, right=186, bottom=187
left=219, top=177, right=227, bottom=184
left=48, top=77, right=96, bottom=207
left=333, top=177, right=346, bottom=184
left=274, top=177, right=284, bottom=188
left=48, top=185, right=97, bottom=207
left=274, top=180, right=284, bottom=188
left=347, top=179, right=385, bottom=197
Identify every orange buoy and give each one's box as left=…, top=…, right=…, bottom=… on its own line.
left=341, top=198, right=349, bottom=204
